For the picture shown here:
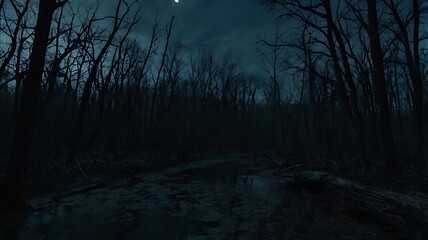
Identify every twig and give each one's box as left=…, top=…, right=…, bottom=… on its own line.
left=281, top=160, right=318, bottom=171
left=75, top=157, right=88, bottom=179
left=316, top=157, right=342, bottom=176
left=260, top=151, right=283, bottom=168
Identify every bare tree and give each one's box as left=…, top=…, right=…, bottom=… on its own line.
left=257, top=22, right=287, bottom=148
left=382, top=0, right=427, bottom=171
left=44, top=5, right=93, bottom=100
left=366, top=0, right=399, bottom=171
left=0, top=0, right=67, bottom=211
left=149, top=16, right=175, bottom=126
left=67, top=0, right=139, bottom=161
left=0, top=0, right=30, bottom=88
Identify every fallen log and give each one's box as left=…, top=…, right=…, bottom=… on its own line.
left=288, top=171, right=428, bottom=239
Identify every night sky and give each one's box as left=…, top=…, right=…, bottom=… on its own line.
left=1, top=0, right=277, bottom=75
left=102, top=0, right=277, bottom=75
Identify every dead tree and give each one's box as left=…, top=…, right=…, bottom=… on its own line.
left=0, top=0, right=30, bottom=88
left=149, top=16, right=175, bottom=126
left=366, top=0, right=400, bottom=171
left=382, top=0, right=427, bottom=172
left=0, top=0, right=67, bottom=211
left=257, top=22, right=287, bottom=148
left=67, top=0, right=139, bottom=161
left=86, top=47, right=121, bottom=151
left=45, top=5, right=94, bottom=100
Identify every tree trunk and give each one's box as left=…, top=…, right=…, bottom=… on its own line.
left=366, top=0, right=399, bottom=172
left=0, top=0, right=64, bottom=211
left=411, top=0, right=425, bottom=173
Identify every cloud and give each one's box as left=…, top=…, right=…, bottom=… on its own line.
left=79, top=0, right=275, bottom=75
left=134, top=0, right=275, bottom=73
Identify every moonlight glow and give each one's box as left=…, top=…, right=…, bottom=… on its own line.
left=175, top=0, right=179, bottom=2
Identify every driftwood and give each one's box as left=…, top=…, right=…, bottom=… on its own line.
left=51, top=181, right=106, bottom=201
left=289, top=171, right=428, bottom=239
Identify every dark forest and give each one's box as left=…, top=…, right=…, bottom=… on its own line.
left=0, top=0, right=427, bottom=239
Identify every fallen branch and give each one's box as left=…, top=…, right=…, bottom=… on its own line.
left=260, top=151, right=286, bottom=168
left=51, top=181, right=106, bottom=201
left=75, top=157, right=88, bottom=179
left=288, top=171, right=428, bottom=238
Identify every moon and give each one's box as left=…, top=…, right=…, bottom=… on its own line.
left=175, top=0, right=179, bottom=2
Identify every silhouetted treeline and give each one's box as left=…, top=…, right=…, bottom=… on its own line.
left=262, top=0, right=428, bottom=172
left=0, top=0, right=427, bottom=209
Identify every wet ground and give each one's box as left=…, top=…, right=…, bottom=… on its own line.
left=1, top=153, right=394, bottom=239
left=5, top=154, right=282, bottom=239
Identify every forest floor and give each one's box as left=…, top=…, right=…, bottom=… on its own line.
left=0, top=152, right=425, bottom=239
